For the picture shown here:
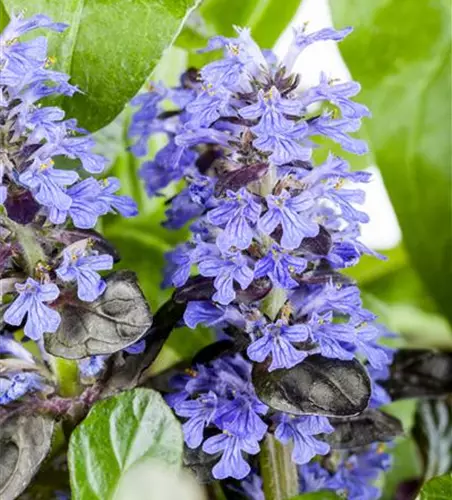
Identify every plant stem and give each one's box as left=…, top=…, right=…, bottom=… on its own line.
left=260, top=287, right=298, bottom=497
left=49, top=357, right=80, bottom=398
left=260, top=434, right=299, bottom=500
left=256, top=162, right=299, bottom=498
left=208, top=482, right=228, bottom=500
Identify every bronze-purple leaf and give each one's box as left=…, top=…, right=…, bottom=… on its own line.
left=383, top=349, right=452, bottom=399
left=253, top=355, right=371, bottom=417
left=325, top=409, right=403, bottom=449
left=214, top=163, right=268, bottom=196
left=45, top=271, right=152, bottom=359
left=0, top=414, right=54, bottom=500
left=299, top=226, right=332, bottom=255
left=174, top=276, right=215, bottom=303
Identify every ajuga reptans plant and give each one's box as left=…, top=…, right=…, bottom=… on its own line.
left=0, top=13, right=411, bottom=500
left=130, top=25, right=404, bottom=499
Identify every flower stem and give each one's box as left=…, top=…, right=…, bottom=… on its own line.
left=50, top=356, right=80, bottom=398
left=260, top=287, right=299, bottom=497
left=257, top=161, right=299, bottom=497
left=260, top=433, right=299, bottom=500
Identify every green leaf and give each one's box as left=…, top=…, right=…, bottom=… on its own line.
left=420, top=474, right=452, bottom=500
left=2, top=0, right=200, bottom=131
left=0, top=2, right=9, bottom=31
left=201, top=0, right=300, bottom=47
left=381, top=437, right=422, bottom=500
left=330, top=0, right=452, bottom=324
left=290, top=492, right=340, bottom=500
left=345, top=245, right=408, bottom=285
left=177, top=0, right=300, bottom=64
left=383, top=399, right=418, bottom=433
left=68, top=388, right=183, bottom=500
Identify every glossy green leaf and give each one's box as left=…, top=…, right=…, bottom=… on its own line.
left=202, top=0, right=300, bottom=47
left=331, top=0, right=452, bottom=324
left=2, top=0, right=200, bottom=131
left=68, top=388, right=183, bottom=500
left=420, top=474, right=452, bottom=500
left=177, top=0, right=300, bottom=62
left=0, top=2, right=9, bottom=30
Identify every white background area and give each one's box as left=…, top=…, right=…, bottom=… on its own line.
left=274, top=0, right=402, bottom=250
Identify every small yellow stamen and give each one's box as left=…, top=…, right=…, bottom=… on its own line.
left=229, top=44, right=240, bottom=56
left=45, top=56, right=57, bottom=68
left=202, top=82, right=215, bottom=96
left=5, top=37, right=19, bottom=47
left=35, top=261, right=51, bottom=280
left=264, top=88, right=274, bottom=102
left=280, top=302, right=293, bottom=322
left=185, top=368, right=198, bottom=377
left=377, top=443, right=386, bottom=454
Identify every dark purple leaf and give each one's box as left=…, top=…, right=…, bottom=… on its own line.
left=299, top=226, right=332, bottom=255
left=214, top=163, right=269, bottom=196
left=395, top=479, right=421, bottom=500
left=383, top=349, right=452, bottom=399
left=45, top=271, right=152, bottom=359
left=236, top=277, right=272, bottom=303
left=174, top=276, right=215, bottom=303
left=174, top=276, right=272, bottom=304
left=325, top=409, right=403, bottom=449
left=294, top=268, right=354, bottom=286
left=0, top=414, right=54, bottom=500
left=4, top=189, right=40, bottom=224
left=102, top=299, right=186, bottom=396
left=253, top=355, right=371, bottom=417
left=48, top=228, right=120, bottom=262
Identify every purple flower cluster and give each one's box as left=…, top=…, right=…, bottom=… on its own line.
left=0, top=14, right=137, bottom=403
left=300, top=443, right=392, bottom=500
left=168, top=354, right=333, bottom=480
left=130, top=24, right=394, bottom=486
